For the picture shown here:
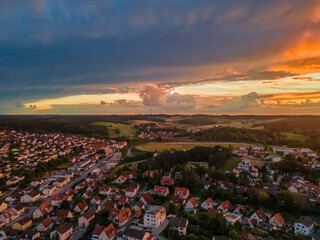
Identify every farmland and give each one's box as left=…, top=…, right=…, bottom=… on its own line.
left=92, top=121, right=137, bottom=138
left=137, top=141, right=260, bottom=152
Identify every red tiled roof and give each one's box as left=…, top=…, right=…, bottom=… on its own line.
left=174, top=187, right=189, bottom=196
left=273, top=213, right=284, bottom=225
left=103, top=224, right=116, bottom=239
left=255, top=209, right=266, bottom=219
left=208, top=208, right=220, bottom=216
left=220, top=200, right=231, bottom=210
left=140, top=192, right=153, bottom=204
left=188, top=197, right=198, bottom=206
left=92, top=225, right=105, bottom=235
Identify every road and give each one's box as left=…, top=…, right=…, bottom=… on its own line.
left=45, top=153, right=117, bottom=202
left=3, top=206, right=37, bottom=229
left=126, top=147, right=134, bottom=157
left=70, top=228, right=86, bottom=240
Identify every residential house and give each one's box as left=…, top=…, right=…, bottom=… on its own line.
left=132, top=201, right=145, bottom=212
left=125, top=188, right=137, bottom=198
left=170, top=195, right=186, bottom=206
left=295, top=216, right=315, bottom=236
left=31, top=178, right=44, bottom=187
left=250, top=209, right=267, bottom=223
left=163, top=172, right=171, bottom=178
left=122, top=171, right=136, bottom=180
left=20, top=191, right=40, bottom=203
left=91, top=196, right=101, bottom=205
left=269, top=213, right=284, bottom=228
left=33, top=201, right=53, bottom=219
left=208, top=208, right=220, bottom=217
left=92, top=224, right=117, bottom=240
left=53, top=178, right=67, bottom=188
left=42, top=185, right=57, bottom=196
left=55, top=209, right=73, bottom=219
left=217, top=181, right=231, bottom=190
left=0, top=227, right=17, bottom=240
left=143, top=171, right=154, bottom=178
left=12, top=217, right=32, bottom=231
left=117, top=196, right=129, bottom=206
left=37, top=217, right=53, bottom=232
left=0, top=202, right=7, bottom=213
left=79, top=210, right=95, bottom=228
left=232, top=205, right=247, bottom=219
left=99, top=186, right=111, bottom=195
left=201, top=198, right=214, bottom=210
left=185, top=197, right=198, bottom=209
left=169, top=217, right=189, bottom=235
left=89, top=203, right=102, bottom=213
left=51, top=195, right=72, bottom=206
left=174, top=187, right=190, bottom=200
left=257, top=222, right=275, bottom=232
left=143, top=206, right=166, bottom=228
left=118, top=227, right=153, bottom=240
left=114, top=208, right=132, bottom=227
left=0, top=209, right=18, bottom=224
left=83, top=191, right=93, bottom=199
left=114, top=175, right=127, bottom=184
left=160, top=177, right=174, bottom=186
left=74, top=201, right=88, bottom=214
left=50, top=222, right=73, bottom=240
left=224, top=213, right=240, bottom=225
left=199, top=180, right=211, bottom=190
left=21, top=230, right=40, bottom=240
left=140, top=192, right=153, bottom=205
left=153, top=185, right=169, bottom=197
left=233, top=149, right=248, bottom=157
left=217, top=200, right=231, bottom=213
left=12, top=204, right=25, bottom=215
left=65, top=189, right=76, bottom=196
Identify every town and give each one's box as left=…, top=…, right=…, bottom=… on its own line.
left=0, top=126, right=319, bottom=240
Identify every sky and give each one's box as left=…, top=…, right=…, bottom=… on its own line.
left=1, top=0, right=320, bottom=115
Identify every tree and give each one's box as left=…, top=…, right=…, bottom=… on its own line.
left=211, top=213, right=228, bottom=235
left=277, top=191, right=295, bottom=211
left=257, top=192, right=270, bottom=207
left=60, top=200, right=71, bottom=210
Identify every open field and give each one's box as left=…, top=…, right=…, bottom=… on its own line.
left=111, top=159, right=147, bottom=173
left=255, top=118, right=286, bottom=124
left=137, top=141, right=261, bottom=152
left=92, top=121, right=136, bottom=138
left=281, top=132, right=307, bottom=142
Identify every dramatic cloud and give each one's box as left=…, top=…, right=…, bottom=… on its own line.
left=164, top=93, right=196, bottom=111
left=138, top=85, right=172, bottom=106
left=0, top=0, right=320, bottom=114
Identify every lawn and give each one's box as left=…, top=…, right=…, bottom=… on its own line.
left=222, top=157, right=241, bottom=171
left=92, top=121, right=137, bottom=138
left=57, top=162, right=72, bottom=169
left=137, top=142, right=257, bottom=152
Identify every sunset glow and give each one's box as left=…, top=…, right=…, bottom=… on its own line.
left=0, top=0, right=320, bottom=115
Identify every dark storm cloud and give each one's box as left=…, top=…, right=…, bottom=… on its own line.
left=0, top=0, right=317, bottom=90
left=1, top=0, right=320, bottom=114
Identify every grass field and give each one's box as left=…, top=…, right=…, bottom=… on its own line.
left=57, top=162, right=72, bottom=169
left=281, top=132, right=307, bottom=142
left=222, top=157, right=241, bottom=171
left=111, top=159, right=146, bottom=173
left=93, top=121, right=137, bottom=138
left=137, top=142, right=259, bottom=152
left=255, top=118, right=286, bottom=124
